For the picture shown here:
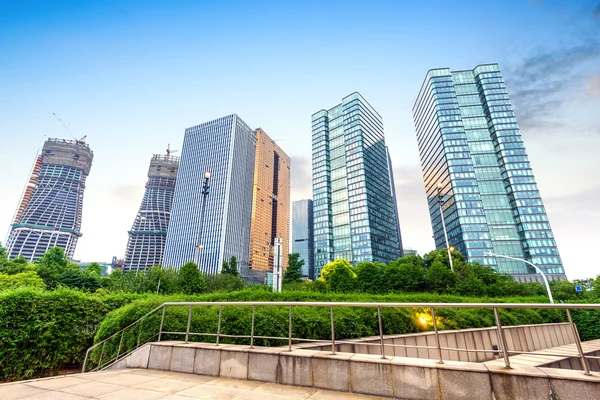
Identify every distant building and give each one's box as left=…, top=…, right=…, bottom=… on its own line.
left=6, top=138, right=93, bottom=261
left=312, top=92, right=402, bottom=278
left=413, top=64, right=566, bottom=282
left=403, top=248, right=419, bottom=257
left=292, top=199, right=314, bottom=279
left=248, top=128, right=291, bottom=274
left=162, top=115, right=257, bottom=280
left=124, top=154, right=179, bottom=273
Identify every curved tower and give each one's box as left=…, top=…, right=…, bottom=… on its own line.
left=6, top=138, right=93, bottom=261
left=124, top=154, right=179, bottom=272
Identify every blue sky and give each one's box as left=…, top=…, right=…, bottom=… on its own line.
left=1, top=0, right=599, bottom=279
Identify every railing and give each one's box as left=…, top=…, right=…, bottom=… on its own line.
left=82, top=302, right=600, bottom=376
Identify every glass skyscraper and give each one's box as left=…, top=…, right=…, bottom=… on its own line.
left=162, top=115, right=257, bottom=278
left=124, top=153, right=179, bottom=273
left=6, top=138, right=93, bottom=261
left=413, top=64, right=566, bottom=281
left=292, top=199, right=314, bottom=279
left=312, top=92, right=402, bottom=278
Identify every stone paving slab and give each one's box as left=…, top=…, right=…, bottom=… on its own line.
left=0, top=369, right=389, bottom=399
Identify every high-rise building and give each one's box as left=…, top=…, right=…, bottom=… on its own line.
left=312, top=92, right=402, bottom=278
left=248, top=128, right=290, bottom=273
left=162, top=115, right=257, bottom=279
left=413, top=64, right=566, bottom=281
left=6, top=138, right=93, bottom=261
left=292, top=199, right=314, bottom=279
left=386, top=146, right=404, bottom=256
left=124, top=153, right=179, bottom=273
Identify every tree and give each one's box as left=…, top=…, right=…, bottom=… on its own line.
left=0, top=242, right=7, bottom=263
left=221, top=256, right=239, bottom=277
left=85, top=263, right=102, bottom=276
left=386, top=257, right=426, bottom=293
left=0, top=255, right=33, bottom=275
left=34, top=247, right=78, bottom=288
left=177, top=261, right=206, bottom=294
left=319, top=259, right=357, bottom=293
left=0, top=271, right=46, bottom=291
left=355, top=261, right=386, bottom=294
left=283, top=253, right=304, bottom=284
left=425, top=260, right=457, bottom=294
left=550, top=280, right=582, bottom=302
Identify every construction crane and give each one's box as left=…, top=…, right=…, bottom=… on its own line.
left=53, top=113, right=87, bottom=144
left=166, top=143, right=179, bottom=156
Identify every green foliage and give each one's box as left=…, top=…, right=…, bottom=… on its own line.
left=319, top=259, right=357, bottom=293
left=0, top=271, right=46, bottom=291
left=177, top=262, right=207, bottom=295
left=425, top=260, right=457, bottom=294
left=355, top=262, right=385, bottom=294
left=283, top=253, right=304, bottom=284
left=0, top=255, right=34, bottom=275
left=85, top=263, right=102, bottom=276
left=386, top=256, right=425, bottom=293
left=550, top=280, right=583, bottom=302
left=34, top=247, right=79, bottom=289
left=205, top=273, right=244, bottom=293
left=221, top=256, right=239, bottom=277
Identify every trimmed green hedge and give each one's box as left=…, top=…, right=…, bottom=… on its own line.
left=0, top=289, right=144, bottom=382
left=87, top=290, right=565, bottom=370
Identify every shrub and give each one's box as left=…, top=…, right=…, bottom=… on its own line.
left=0, top=289, right=144, bottom=382
left=0, top=271, right=46, bottom=291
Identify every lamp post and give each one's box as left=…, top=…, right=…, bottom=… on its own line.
left=437, top=183, right=454, bottom=272
left=195, top=171, right=211, bottom=270
left=484, top=252, right=554, bottom=304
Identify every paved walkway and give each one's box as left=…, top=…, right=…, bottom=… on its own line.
left=0, top=368, right=388, bottom=399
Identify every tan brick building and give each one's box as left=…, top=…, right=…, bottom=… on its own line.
left=248, top=128, right=290, bottom=272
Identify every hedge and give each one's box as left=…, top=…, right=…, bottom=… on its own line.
left=0, top=289, right=144, bottom=382
left=86, top=290, right=566, bottom=370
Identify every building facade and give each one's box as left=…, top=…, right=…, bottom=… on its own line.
left=124, top=154, right=179, bottom=273
left=6, top=138, right=93, bottom=261
left=248, top=128, right=290, bottom=273
left=162, top=115, right=257, bottom=279
left=312, top=92, right=402, bottom=278
left=292, top=199, right=314, bottom=279
left=386, top=146, right=404, bottom=256
left=413, top=64, right=566, bottom=281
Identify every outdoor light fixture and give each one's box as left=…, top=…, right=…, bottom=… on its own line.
left=204, top=171, right=211, bottom=180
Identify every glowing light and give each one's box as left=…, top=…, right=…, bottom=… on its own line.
left=419, top=316, right=428, bottom=325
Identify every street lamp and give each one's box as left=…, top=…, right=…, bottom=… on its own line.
left=436, top=183, right=454, bottom=272
left=195, top=171, right=211, bottom=270
left=484, top=252, right=554, bottom=304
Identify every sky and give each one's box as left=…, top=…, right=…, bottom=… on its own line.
left=0, top=0, right=599, bottom=279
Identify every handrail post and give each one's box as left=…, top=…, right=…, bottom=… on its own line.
left=82, top=348, right=91, bottom=373
left=377, top=306, right=386, bottom=359
left=493, top=307, right=511, bottom=369
left=158, top=305, right=166, bottom=342
left=330, top=306, right=336, bottom=354
left=185, top=305, right=192, bottom=343
left=137, top=318, right=144, bottom=349
left=250, top=306, right=255, bottom=349
left=566, top=308, right=591, bottom=375
left=288, top=305, right=293, bottom=351
left=97, top=341, right=106, bottom=370
left=116, top=331, right=124, bottom=361
left=431, top=307, right=444, bottom=364
left=216, top=305, right=222, bottom=346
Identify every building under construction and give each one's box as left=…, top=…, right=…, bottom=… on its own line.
left=6, top=138, right=94, bottom=261
left=124, top=154, right=179, bottom=272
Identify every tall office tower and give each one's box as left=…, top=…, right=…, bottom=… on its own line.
left=162, top=115, right=257, bottom=278
left=123, top=153, right=179, bottom=273
left=248, top=128, right=290, bottom=273
left=312, top=92, right=402, bottom=278
left=6, top=138, right=93, bottom=261
left=386, top=147, right=404, bottom=256
left=292, top=199, right=314, bottom=279
left=413, top=64, right=566, bottom=281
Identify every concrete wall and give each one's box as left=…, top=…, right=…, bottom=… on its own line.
left=298, top=323, right=575, bottom=362
left=111, top=341, right=600, bottom=400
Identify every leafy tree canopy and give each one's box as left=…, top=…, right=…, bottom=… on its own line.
left=283, top=253, right=304, bottom=284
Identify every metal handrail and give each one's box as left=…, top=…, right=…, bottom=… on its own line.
left=82, top=301, right=600, bottom=376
